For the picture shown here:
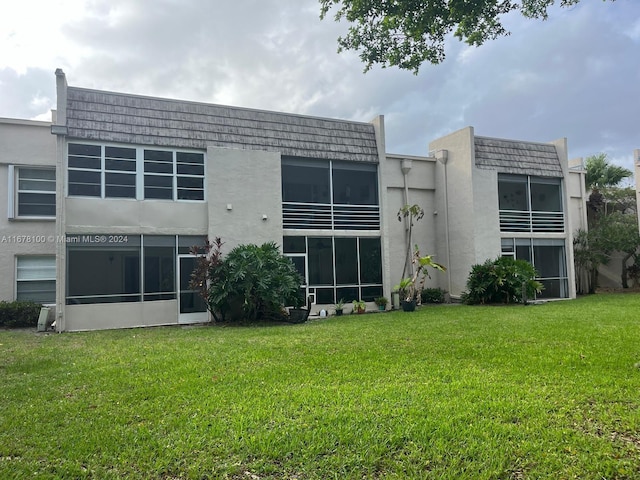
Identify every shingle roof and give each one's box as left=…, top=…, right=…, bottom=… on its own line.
left=65, top=87, right=380, bottom=162
left=474, top=136, right=562, bottom=176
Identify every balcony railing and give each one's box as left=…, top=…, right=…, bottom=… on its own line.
left=499, top=210, right=564, bottom=233
left=283, top=202, right=380, bottom=230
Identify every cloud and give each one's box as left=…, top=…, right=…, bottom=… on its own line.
left=0, top=68, right=55, bottom=120
left=0, top=0, right=638, bottom=173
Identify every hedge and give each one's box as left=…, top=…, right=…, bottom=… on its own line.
left=0, top=301, right=43, bottom=328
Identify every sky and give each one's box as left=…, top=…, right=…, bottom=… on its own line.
left=1, top=0, right=638, bottom=176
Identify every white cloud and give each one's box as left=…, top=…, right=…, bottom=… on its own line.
left=0, top=0, right=638, bottom=174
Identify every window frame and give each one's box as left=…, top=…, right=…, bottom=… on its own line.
left=66, top=142, right=206, bottom=202
left=281, top=157, right=380, bottom=230
left=16, top=255, right=56, bottom=304
left=8, top=165, right=56, bottom=220
left=500, top=237, right=569, bottom=299
left=283, top=235, right=384, bottom=304
left=498, top=173, right=565, bottom=233
left=65, top=234, right=207, bottom=305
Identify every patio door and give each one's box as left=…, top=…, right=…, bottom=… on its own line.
left=177, top=255, right=208, bottom=324
left=285, top=253, right=313, bottom=304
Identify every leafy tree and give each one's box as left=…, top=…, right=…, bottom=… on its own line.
left=576, top=154, right=639, bottom=291
left=462, top=257, right=543, bottom=305
left=585, top=153, right=632, bottom=192
left=397, top=203, right=424, bottom=279
left=393, top=245, right=446, bottom=304
left=209, top=242, right=302, bottom=323
left=191, top=239, right=302, bottom=323
left=591, top=212, right=640, bottom=289
left=190, top=237, right=226, bottom=323
left=319, top=0, right=616, bottom=72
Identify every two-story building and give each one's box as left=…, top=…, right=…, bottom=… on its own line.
left=0, top=70, right=587, bottom=331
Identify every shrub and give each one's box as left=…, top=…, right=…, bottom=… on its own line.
left=0, top=301, right=42, bottom=328
left=206, top=242, right=302, bottom=323
left=462, top=257, right=543, bottom=305
left=421, top=287, right=446, bottom=304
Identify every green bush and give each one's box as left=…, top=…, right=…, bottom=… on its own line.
left=421, top=287, right=446, bottom=304
left=462, top=257, right=543, bottom=305
left=207, top=242, right=302, bottom=323
left=0, top=300, right=42, bottom=328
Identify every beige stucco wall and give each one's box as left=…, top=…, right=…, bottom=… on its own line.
left=65, top=197, right=208, bottom=234
left=382, top=153, right=438, bottom=294
left=429, top=126, right=492, bottom=297
left=0, top=119, right=56, bottom=302
left=65, top=300, right=178, bottom=331
left=566, top=159, right=588, bottom=235
left=206, top=146, right=284, bottom=251
left=428, top=129, right=579, bottom=299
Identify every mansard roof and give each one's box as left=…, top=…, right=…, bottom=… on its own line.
left=65, top=87, right=380, bottom=163
left=474, top=136, right=563, bottom=177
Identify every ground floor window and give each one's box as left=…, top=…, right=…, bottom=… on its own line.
left=66, top=234, right=206, bottom=305
left=501, top=238, right=568, bottom=298
left=283, top=235, right=383, bottom=304
left=16, top=256, right=56, bottom=303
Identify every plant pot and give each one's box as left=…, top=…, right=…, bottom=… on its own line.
left=377, top=305, right=386, bottom=311
left=401, top=300, right=416, bottom=312
left=288, top=308, right=309, bottom=324
left=335, top=309, right=343, bottom=316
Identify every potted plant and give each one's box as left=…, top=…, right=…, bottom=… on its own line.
left=393, top=246, right=446, bottom=312
left=393, top=277, right=417, bottom=311
left=334, top=298, right=345, bottom=316
left=287, top=294, right=311, bottom=324
left=352, top=299, right=366, bottom=314
left=374, top=296, right=388, bottom=311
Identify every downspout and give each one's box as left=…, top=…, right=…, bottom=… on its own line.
left=52, top=68, right=68, bottom=332
left=436, top=150, right=452, bottom=296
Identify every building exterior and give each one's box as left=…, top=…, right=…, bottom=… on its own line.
left=0, top=118, right=57, bottom=307
left=0, top=70, right=586, bottom=331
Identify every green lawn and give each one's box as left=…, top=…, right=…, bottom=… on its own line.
left=1, top=294, right=639, bottom=479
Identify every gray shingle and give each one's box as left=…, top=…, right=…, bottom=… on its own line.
left=65, top=88, right=379, bottom=163
left=474, top=136, right=562, bottom=176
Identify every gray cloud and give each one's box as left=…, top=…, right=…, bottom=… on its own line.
left=0, top=68, right=56, bottom=119
left=1, top=0, right=638, bottom=171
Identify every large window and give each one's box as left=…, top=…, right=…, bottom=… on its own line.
left=281, top=158, right=379, bottom=230
left=143, top=236, right=176, bottom=301
left=66, top=235, right=206, bottom=305
left=8, top=166, right=56, bottom=218
left=498, top=174, right=564, bottom=232
left=284, top=235, right=383, bottom=304
left=67, top=236, right=142, bottom=304
left=16, top=256, right=56, bottom=303
left=68, top=143, right=205, bottom=201
left=501, top=238, right=568, bottom=299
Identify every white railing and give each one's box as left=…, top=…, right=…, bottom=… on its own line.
left=283, top=202, right=380, bottom=230
left=499, top=210, right=564, bottom=233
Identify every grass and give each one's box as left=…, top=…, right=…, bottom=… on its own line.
left=1, top=293, right=640, bottom=479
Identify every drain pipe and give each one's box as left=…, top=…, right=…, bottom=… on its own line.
left=435, top=150, right=452, bottom=297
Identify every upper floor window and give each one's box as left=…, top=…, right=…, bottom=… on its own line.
left=143, top=150, right=205, bottom=200
left=8, top=166, right=56, bottom=219
left=498, top=174, right=564, bottom=233
left=281, top=158, right=379, bottom=230
left=67, top=143, right=205, bottom=201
